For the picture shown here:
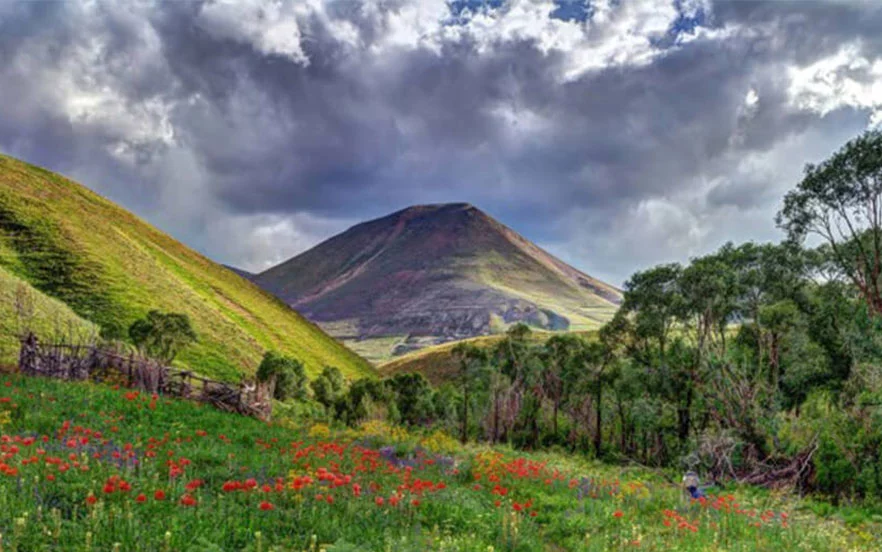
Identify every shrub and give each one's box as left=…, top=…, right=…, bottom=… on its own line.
left=256, top=351, right=307, bottom=401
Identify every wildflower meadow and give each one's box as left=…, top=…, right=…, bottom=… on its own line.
left=1, top=374, right=879, bottom=551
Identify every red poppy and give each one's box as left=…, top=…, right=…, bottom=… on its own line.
left=154, top=490, right=167, bottom=501
left=85, top=495, right=98, bottom=505
left=613, top=510, right=624, bottom=518
left=259, top=501, right=274, bottom=511
left=136, top=493, right=147, bottom=503
left=375, top=496, right=385, bottom=506
left=180, top=494, right=197, bottom=507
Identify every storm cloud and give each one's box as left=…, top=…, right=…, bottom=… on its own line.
left=1, top=0, right=881, bottom=284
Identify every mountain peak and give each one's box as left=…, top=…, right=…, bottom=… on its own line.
left=390, top=202, right=481, bottom=219
left=254, top=204, right=621, bottom=358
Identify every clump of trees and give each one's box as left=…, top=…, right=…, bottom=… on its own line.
left=269, top=131, right=882, bottom=501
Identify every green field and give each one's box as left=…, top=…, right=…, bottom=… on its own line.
left=0, top=373, right=877, bottom=551
left=0, top=154, right=373, bottom=381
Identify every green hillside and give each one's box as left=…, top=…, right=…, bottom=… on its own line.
left=0, top=266, right=98, bottom=366
left=0, top=154, right=374, bottom=381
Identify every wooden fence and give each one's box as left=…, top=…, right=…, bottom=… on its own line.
left=17, top=333, right=272, bottom=420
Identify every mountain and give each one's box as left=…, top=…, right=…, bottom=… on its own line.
left=0, top=154, right=373, bottom=381
left=254, top=203, right=621, bottom=357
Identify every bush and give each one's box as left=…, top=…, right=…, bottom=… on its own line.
left=128, top=310, right=197, bottom=364
left=256, top=351, right=307, bottom=401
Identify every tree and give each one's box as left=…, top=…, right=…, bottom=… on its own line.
left=387, top=372, right=434, bottom=426
left=311, top=366, right=346, bottom=411
left=335, top=378, right=391, bottom=426
left=256, top=351, right=307, bottom=401
left=452, top=342, right=489, bottom=443
left=541, top=334, right=582, bottom=438
left=778, top=130, right=882, bottom=315
left=128, top=310, right=197, bottom=364
left=621, top=263, right=683, bottom=359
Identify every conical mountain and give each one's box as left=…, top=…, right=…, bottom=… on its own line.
left=255, top=203, right=620, bottom=356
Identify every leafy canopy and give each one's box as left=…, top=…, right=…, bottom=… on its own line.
left=128, top=310, right=197, bottom=364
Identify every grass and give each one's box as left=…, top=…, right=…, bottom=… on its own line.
left=0, top=373, right=878, bottom=551
left=342, top=335, right=410, bottom=364
left=0, top=266, right=98, bottom=364
left=0, top=154, right=373, bottom=381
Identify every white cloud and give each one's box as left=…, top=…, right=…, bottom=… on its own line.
left=355, top=0, right=725, bottom=81
left=197, top=0, right=310, bottom=65
left=787, top=42, right=882, bottom=128
left=205, top=212, right=353, bottom=272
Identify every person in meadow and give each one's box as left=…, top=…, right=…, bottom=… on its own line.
left=682, top=471, right=706, bottom=500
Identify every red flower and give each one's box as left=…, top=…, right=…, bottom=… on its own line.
left=136, top=493, right=147, bottom=503
left=185, top=479, right=204, bottom=491
left=154, top=490, right=167, bottom=501
left=494, top=500, right=502, bottom=508
left=102, top=482, right=115, bottom=494
left=180, top=494, right=197, bottom=507
left=85, top=495, right=98, bottom=505
left=259, top=501, right=274, bottom=511
left=222, top=481, right=240, bottom=492
left=613, top=510, right=624, bottom=518
left=375, top=497, right=385, bottom=506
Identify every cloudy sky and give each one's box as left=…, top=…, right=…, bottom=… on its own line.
left=1, top=0, right=881, bottom=285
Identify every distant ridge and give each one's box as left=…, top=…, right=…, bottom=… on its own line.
left=225, top=265, right=255, bottom=281
left=254, top=203, right=621, bottom=355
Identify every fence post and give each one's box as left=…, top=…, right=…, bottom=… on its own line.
left=18, top=332, right=38, bottom=375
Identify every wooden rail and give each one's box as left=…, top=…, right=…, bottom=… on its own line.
left=17, top=333, right=272, bottom=420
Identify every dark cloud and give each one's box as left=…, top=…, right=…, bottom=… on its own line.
left=0, top=0, right=880, bottom=282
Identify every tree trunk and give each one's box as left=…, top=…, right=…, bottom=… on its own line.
left=594, top=384, right=603, bottom=457
left=461, top=384, right=469, bottom=444
left=678, top=385, right=693, bottom=444
left=553, top=400, right=559, bottom=438
left=492, top=389, right=500, bottom=444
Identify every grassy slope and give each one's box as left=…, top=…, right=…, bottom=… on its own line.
left=1, top=373, right=877, bottom=551
left=0, top=155, right=373, bottom=381
left=0, top=266, right=98, bottom=366
left=379, top=330, right=596, bottom=385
